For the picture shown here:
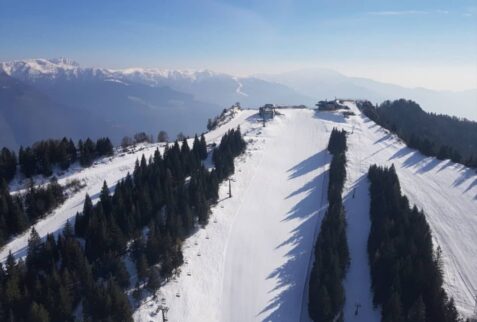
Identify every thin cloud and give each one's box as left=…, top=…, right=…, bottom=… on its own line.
left=463, top=6, right=476, bottom=17
left=367, top=9, right=449, bottom=16
left=368, top=10, right=428, bottom=16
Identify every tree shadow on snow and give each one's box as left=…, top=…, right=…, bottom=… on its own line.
left=373, top=133, right=393, bottom=145
left=453, top=168, right=477, bottom=188
left=287, top=150, right=329, bottom=180
left=465, top=178, right=477, bottom=193
left=388, top=146, right=414, bottom=161
left=417, top=158, right=442, bottom=174
left=437, top=160, right=453, bottom=172
left=257, top=152, right=330, bottom=322
left=389, top=147, right=456, bottom=175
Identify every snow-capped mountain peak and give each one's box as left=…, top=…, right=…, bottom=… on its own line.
left=0, top=57, right=312, bottom=110
left=0, top=58, right=231, bottom=84
left=0, top=58, right=83, bottom=81
left=112, top=67, right=228, bottom=84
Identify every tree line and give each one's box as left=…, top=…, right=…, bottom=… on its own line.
left=367, top=165, right=463, bottom=322
left=309, top=128, right=350, bottom=322
left=0, top=128, right=246, bottom=321
left=0, top=179, right=65, bottom=247
left=358, top=99, right=477, bottom=168
left=0, top=137, right=114, bottom=182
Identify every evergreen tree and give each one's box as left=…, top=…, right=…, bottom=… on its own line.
left=158, top=130, right=169, bottom=143
left=67, top=139, right=77, bottom=163
left=96, top=137, right=114, bottom=156
left=0, top=128, right=248, bottom=322
left=26, top=227, right=42, bottom=268
left=358, top=99, right=477, bottom=169
left=0, top=148, right=17, bottom=183
left=367, top=165, right=462, bottom=322
left=19, top=146, right=36, bottom=178
left=136, top=253, right=148, bottom=282
left=408, top=296, right=426, bottom=322
left=100, top=181, right=112, bottom=216
left=147, top=267, right=161, bottom=291
left=308, top=127, right=349, bottom=322
left=199, top=134, right=208, bottom=159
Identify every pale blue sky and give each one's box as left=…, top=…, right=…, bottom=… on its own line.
left=0, top=0, right=476, bottom=90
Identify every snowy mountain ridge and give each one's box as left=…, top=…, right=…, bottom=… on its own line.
left=0, top=58, right=236, bottom=84
left=3, top=58, right=308, bottom=149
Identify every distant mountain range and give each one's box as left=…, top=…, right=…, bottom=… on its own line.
left=0, top=72, right=110, bottom=149
left=0, top=58, right=308, bottom=149
left=1, top=59, right=475, bottom=149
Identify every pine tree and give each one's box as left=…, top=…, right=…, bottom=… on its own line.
left=0, top=148, right=17, bottom=183
left=158, top=130, right=169, bottom=143
left=147, top=267, right=160, bottom=292
left=136, top=253, right=148, bottom=282
left=27, top=227, right=42, bottom=267
left=19, top=146, right=36, bottom=178
left=96, top=137, right=114, bottom=156
left=408, top=296, right=426, bottom=322
left=199, top=134, right=208, bottom=160
left=58, top=138, right=71, bottom=170
left=67, top=139, right=77, bottom=163
left=383, top=292, right=403, bottom=322
left=108, top=279, right=133, bottom=322
left=29, top=302, right=50, bottom=322
left=75, top=194, right=93, bottom=236
left=100, top=181, right=112, bottom=216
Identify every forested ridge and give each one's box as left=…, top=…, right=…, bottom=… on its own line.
left=0, top=137, right=114, bottom=183
left=308, top=128, right=349, bottom=322
left=0, top=179, right=65, bottom=247
left=0, top=136, right=113, bottom=249
left=367, top=165, right=463, bottom=322
left=0, top=129, right=246, bottom=321
left=358, top=99, right=477, bottom=168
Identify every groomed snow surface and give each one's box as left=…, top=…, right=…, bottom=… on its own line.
left=134, top=109, right=334, bottom=322
left=135, top=103, right=477, bottom=321
left=340, top=102, right=477, bottom=319
left=1, top=103, right=476, bottom=321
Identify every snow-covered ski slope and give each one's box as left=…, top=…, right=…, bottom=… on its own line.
left=2, top=102, right=475, bottom=321
left=136, top=103, right=476, bottom=321
left=338, top=102, right=477, bottom=320
left=134, top=108, right=334, bottom=322
left=0, top=108, right=254, bottom=263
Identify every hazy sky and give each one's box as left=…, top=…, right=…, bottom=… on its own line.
left=1, top=0, right=476, bottom=91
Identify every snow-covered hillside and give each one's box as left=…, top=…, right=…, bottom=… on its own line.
left=0, top=108, right=254, bottom=263
left=339, top=102, right=477, bottom=319
left=134, top=107, right=334, bottom=322
left=134, top=103, right=476, bottom=321
left=1, top=102, right=475, bottom=321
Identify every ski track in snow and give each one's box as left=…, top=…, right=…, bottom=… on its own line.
left=134, top=109, right=334, bottom=322
left=2, top=102, right=476, bottom=321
